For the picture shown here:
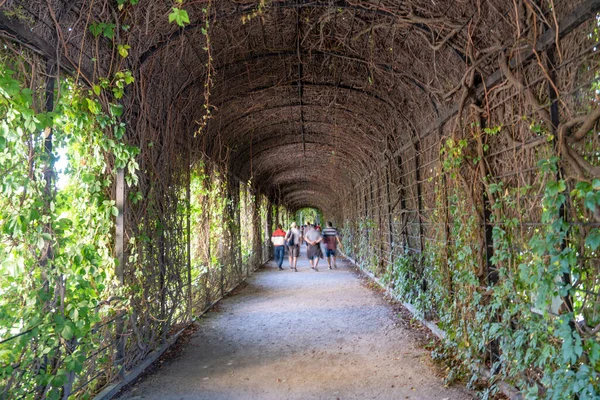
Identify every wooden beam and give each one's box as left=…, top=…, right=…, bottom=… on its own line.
left=0, top=12, right=93, bottom=82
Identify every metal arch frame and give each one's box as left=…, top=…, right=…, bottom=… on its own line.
left=266, top=172, right=364, bottom=196
left=228, top=120, right=376, bottom=157
left=208, top=50, right=442, bottom=115
left=251, top=156, right=362, bottom=195
left=211, top=91, right=391, bottom=140
left=146, top=51, right=435, bottom=144
left=147, top=0, right=600, bottom=165
left=241, top=141, right=368, bottom=184
left=164, top=49, right=438, bottom=115
left=166, top=48, right=442, bottom=108
left=273, top=182, right=344, bottom=208
left=186, top=79, right=399, bottom=118
left=233, top=137, right=373, bottom=180
left=215, top=99, right=382, bottom=129
left=276, top=179, right=349, bottom=199
left=222, top=109, right=383, bottom=149
left=204, top=81, right=411, bottom=143
left=150, top=77, right=400, bottom=141
left=276, top=182, right=346, bottom=200
left=284, top=190, right=339, bottom=211
left=138, top=0, right=466, bottom=65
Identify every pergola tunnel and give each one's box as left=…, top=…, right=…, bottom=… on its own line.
left=2, top=0, right=600, bottom=398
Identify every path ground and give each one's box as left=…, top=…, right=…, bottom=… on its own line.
left=117, top=247, right=474, bottom=400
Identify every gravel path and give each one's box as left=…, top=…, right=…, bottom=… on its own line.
left=118, top=249, right=473, bottom=400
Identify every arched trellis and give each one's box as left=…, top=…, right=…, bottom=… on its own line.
left=3, top=1, right=600, bottom=399
left=169, top=79, right=402, bottom=134
left=162, top=49, right=444, bottom=109
left=138, top=0, right=468, bottom=66
left=236, top=139, right=370, bottom=191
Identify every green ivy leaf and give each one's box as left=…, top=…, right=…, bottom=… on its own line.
left=584, top=191, right=598, bottom=211
left=61, top=323, right=74, bottom=340
left=103, top=23, right=116, bottom=39
left=117, top=44, right=130, bottom=58
left=550, top=180, right=566, bottom=196
left=588, top=340, right=600, bottom=364
left=36, top=236, right=45, bottom=251
left=88, top=23, right=104, bottom=37
left=586, top=228, right=600, bottom=250
left=169, top=8, right=190, bottom=27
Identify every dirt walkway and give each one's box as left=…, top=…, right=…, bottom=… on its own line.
left=118, top=250, right=473, bottom=400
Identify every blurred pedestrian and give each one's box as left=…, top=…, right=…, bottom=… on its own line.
left=322, top=221, right=342, bottom=269
left=271, top=224, right=286, bottom=270
left=304, top=224, right=323, bottom=272
left=285, top=222, right=302, bottom=272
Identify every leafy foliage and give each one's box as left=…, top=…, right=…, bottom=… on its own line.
left=342, top=130, right=600, bottom=398
left=0, top=69, right=135, bottom=399
left=169, top=7, right=190, bottom=27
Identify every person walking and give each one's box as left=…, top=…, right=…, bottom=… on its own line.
left=304, top=224, right=323, bottom=272
left=322, top=221, right=342, bottom=269
left=285, top=222, right=302, bottom=272
left=271, top=224, right=287, bottom=270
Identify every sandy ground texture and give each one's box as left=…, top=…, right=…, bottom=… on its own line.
left=117, top=249, right=474, bottom=400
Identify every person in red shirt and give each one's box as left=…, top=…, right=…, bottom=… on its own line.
left=271, top=224, right=287, bottom=270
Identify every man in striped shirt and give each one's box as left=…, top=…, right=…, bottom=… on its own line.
left=322, top=221, right=342, bottom=269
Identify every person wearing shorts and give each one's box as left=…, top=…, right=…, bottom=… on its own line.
left=285, top=222, right=302, bottom=272
left=304, top=224, right=323, bottom=272
left=322, top=221, right=342, bottom=269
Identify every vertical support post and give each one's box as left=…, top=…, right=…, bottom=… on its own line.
left=115, top=167, right=125, bottom=378
left=396, top=155, right=408, bottom=253
left=414, top=141, right=424, bottom=255
left=479, top=112, right=497, bottom=285
left=115, top=170, right=125, bottom=285
left=235, top=181, right=242, bottom=278
left=385, top=165, right=395, bottom=268
left=477, top=106, right=500, bottom=370
left=266, top=201, right=273, bottom=259
left=442, top=170, right=453, bottom=296
left=204, top=174, right=211, bottom=303
left=40, top=61, right=56, bottom=316
left=376, top=173, right=385, bottom=274
left=548, top=47, right=574, bottom=318
left=40, top=62, right=55, bottom=294
left=158, top=218, right=166, bottom=341
left=186, top=143, right=192, bottom=318
left=43, top=65, right=55, bottom=195
left=219, top=235, right=224, bottom=297
left=371, top=171, right=385, bottom=273
left=362, top=184, right=369, bottom=263
left=43, top=63, right=70, bottom=400
left=107, top=44, right=125, bottom=373
left=414, top=140, right=426, bottom=293
left=252, top=193, right=261, bottom=272
left=482, top=189, right=496, bottom=284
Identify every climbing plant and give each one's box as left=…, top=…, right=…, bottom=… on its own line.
left=3, top=0, right=600, bottom=399
left=0, top=52, right=138, bottom=397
